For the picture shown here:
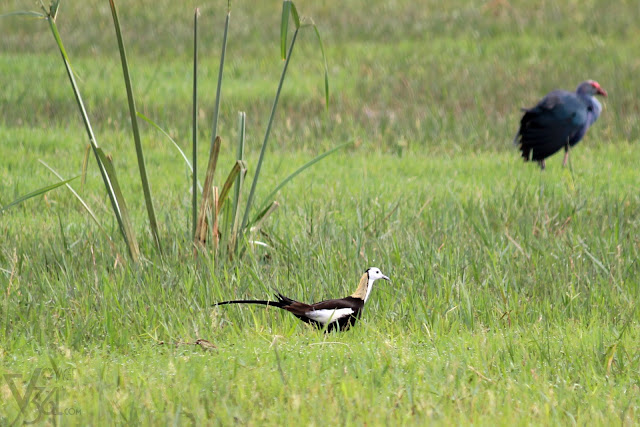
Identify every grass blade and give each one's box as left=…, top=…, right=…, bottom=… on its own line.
left=0, top=177, right=78, bottom=213
left=195, top=136, right=222, bottom=247
left=211, top=186, right=220, bottom=253
left=109, top=0, right=161, bottom=251
left=0, top=11, right=45, bottom=19
left=289, top=2, right=301, bottom=28
left=280, top=1, right=291, bottom=59
left=210, top=8, right=230, bottom=148
left=229, top=162, right=247, bottom=258
left=217, top=161, right=245, bottom=217
left=231, top=112, right=246, bottom=239
left=310, top=24, right=330, bottom=109
left=192, top=8, right=200, bottom=239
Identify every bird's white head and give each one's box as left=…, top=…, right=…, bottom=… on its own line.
left=356, top=267, right=390, bottom=302
left=366, top=267, right=390, bottom=283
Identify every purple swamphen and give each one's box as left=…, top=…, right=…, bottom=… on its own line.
left=514, top=80, right=607, bottom=169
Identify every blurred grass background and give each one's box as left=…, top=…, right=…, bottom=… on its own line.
left=1, top=0, right=638, bottom=155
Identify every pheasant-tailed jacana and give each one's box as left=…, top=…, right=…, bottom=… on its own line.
left=213, top=267, right=390, bottom=332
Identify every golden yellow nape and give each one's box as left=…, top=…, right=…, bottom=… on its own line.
left=350, top=272, right=370, bottom=300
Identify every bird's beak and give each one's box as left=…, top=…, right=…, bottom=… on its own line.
left=382, top=274, right=391, bottom=283
left=597, top=87, right=608, bottom=97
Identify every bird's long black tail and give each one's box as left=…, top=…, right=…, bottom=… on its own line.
left=213, top=299, right=285, bottom=308
left=213, top=293, right=295, bottom=309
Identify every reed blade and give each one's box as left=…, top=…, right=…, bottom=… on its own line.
left=210, top=9, right=230, bottom=149
left=109, top=0, right=161, bottom=251
left=229, top=112, right=246, bottom=254
left=229, top=162, right=247, bottom=257
left=217, top=161, right=245, bottom=217
left=280, top=1, right=291, bottom=59
left=192, top=8, right=200, bottom=239
left=0, top=11, right=45, bottom=19
left=310, top=24, right=330, bottom=109
left=195, top=136, right=222, bottom=247
left=1, top=176, right=78, bottom=213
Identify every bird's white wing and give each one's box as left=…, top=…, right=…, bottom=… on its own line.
left=305, top=308, right=354, bottom=325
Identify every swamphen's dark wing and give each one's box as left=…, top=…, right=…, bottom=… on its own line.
left=516, top=90, right=588, bottom=162
left=514, top=80, right=606, bottom=168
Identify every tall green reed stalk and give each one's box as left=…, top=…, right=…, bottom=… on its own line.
left=192, top=8, right=200, bottom=240
left=108, top=0, right=161, bottom=252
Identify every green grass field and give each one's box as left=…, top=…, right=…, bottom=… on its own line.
left=1, top=0, right=639, bottom=424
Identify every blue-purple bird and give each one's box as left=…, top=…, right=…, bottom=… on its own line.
left=514, top=80, right=607, bottom=169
